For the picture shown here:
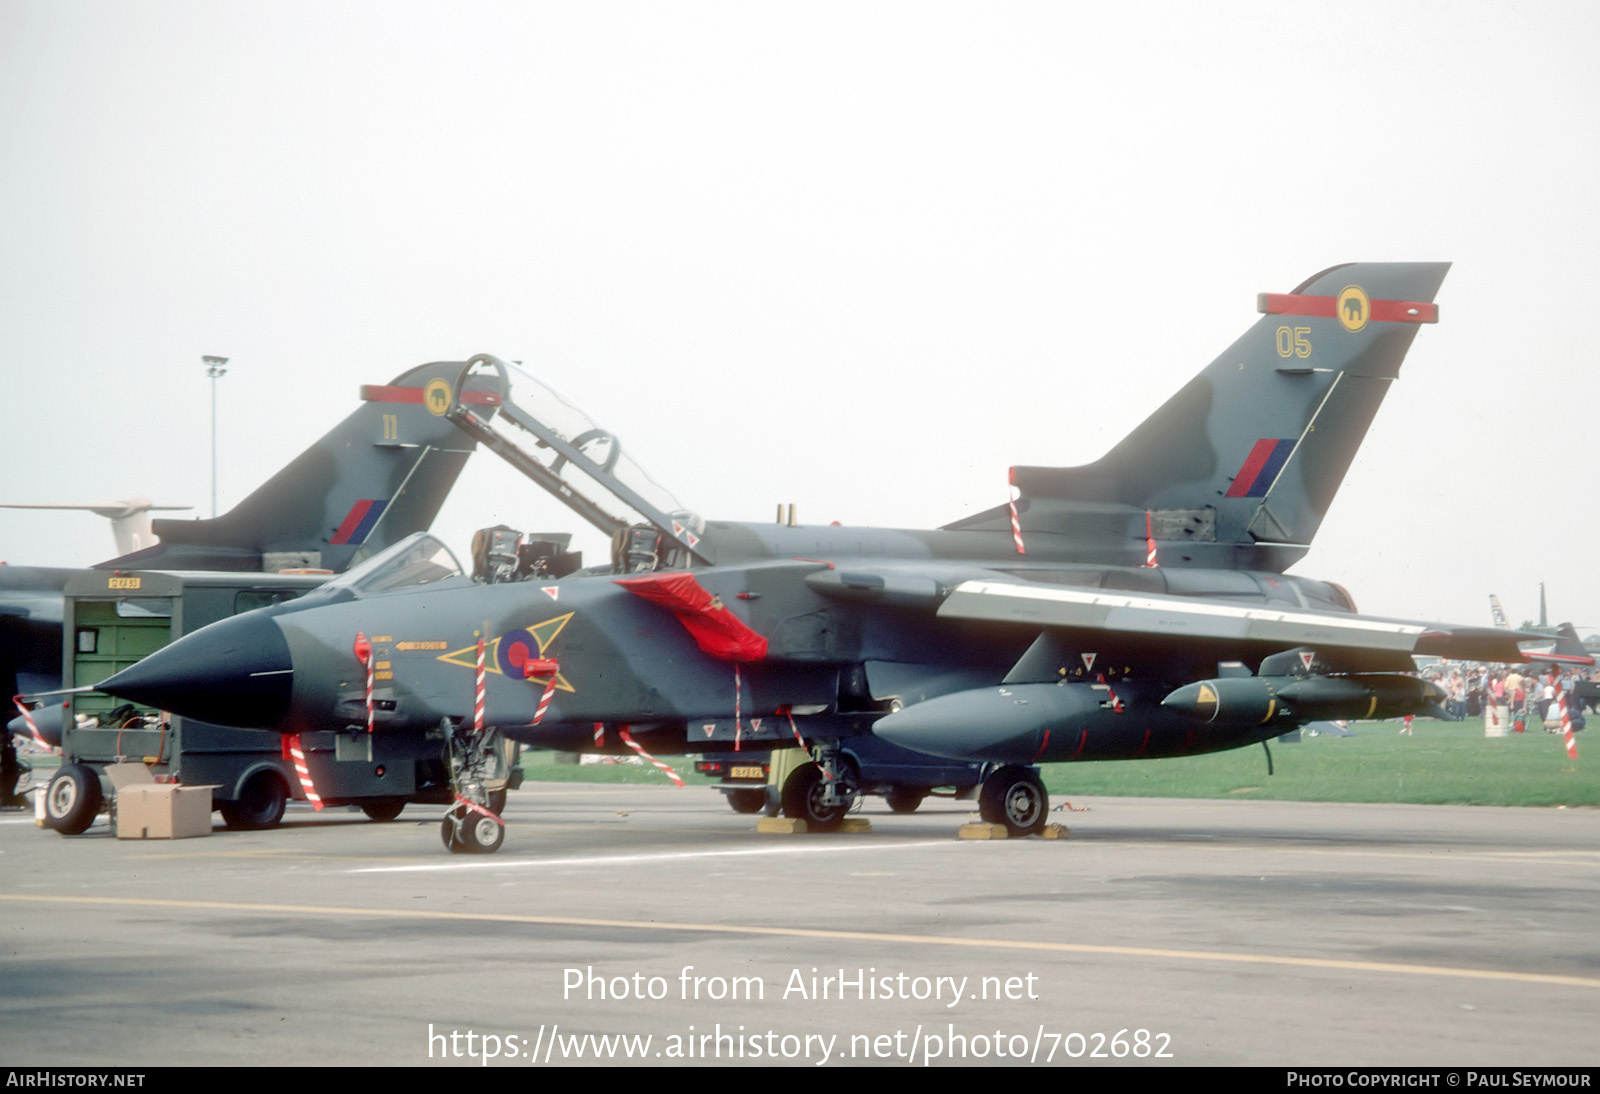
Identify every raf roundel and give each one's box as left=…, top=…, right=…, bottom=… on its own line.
left=497, top=628, right=542, bottom=678
left=1336, top=285, right=1370, bottom=333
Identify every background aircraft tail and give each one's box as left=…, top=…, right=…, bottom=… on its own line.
left=1549, top=623, right=1589, bottom=660
left=1518, top=622, right=1592, bottom=666
left=947, top=262, right=1450, bottom=571
left=97, top=362, right=496, bottom=573
left=0, top=499, right=189, bottom=556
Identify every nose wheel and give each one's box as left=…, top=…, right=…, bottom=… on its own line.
left=441, top=806, right=505, bottom=854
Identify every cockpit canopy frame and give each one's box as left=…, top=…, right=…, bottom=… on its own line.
left=444, top=354, right=712, bottom=566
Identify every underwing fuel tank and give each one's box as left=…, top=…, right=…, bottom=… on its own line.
left=872, top=680, right=1285, bottom=764
left=1161, top=673, right=1448, bottom=725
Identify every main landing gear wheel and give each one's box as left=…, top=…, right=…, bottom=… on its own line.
left=978, top=765, right=1048, bottom=837
left=44, top=763, right=101, bottom=835
left=781, top=761, right=856, bottom=832
left=727, top=788, right=766, bottom=814
left=441, top=808, right=505, bottom=854
left=220, top=771, right=288, bottom=830
left=884, top=788, right=927, bottom=814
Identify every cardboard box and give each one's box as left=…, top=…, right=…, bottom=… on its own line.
left=106, top=763, right=217, bottom=840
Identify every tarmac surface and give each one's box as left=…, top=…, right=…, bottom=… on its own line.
left=2, top=783, right=1598, bottom=1068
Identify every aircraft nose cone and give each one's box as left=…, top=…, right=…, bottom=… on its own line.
left=99, top=611, right=293, bottom=729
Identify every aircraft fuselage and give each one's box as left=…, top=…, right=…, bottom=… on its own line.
left=103, top=517, right=1381, bottom=768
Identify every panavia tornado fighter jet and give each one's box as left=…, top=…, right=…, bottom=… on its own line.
left=99, top=263, right=1559, bottom=854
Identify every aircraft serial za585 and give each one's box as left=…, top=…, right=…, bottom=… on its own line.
left=99, top=262, right=1557, bottom=854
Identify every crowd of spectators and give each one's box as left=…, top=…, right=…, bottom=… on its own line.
left=1422, top=663, right=1595, bottom=731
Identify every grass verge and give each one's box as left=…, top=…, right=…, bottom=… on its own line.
left=1037, top=719, right=1594, bottom=807
left=521, top=718, right=1595, bottom=807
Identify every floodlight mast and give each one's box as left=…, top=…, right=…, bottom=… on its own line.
left=202, top=356, right=230, bottom=518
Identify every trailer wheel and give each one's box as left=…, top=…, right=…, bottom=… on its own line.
left=220, top=771, right=288, bottom=830
left=360, top=800, right=406, bottom=822
left=45, top=764, right=101, bottom=835
left=726, top=788, right=766, bottom=814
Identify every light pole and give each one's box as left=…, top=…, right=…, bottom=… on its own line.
left=203, top=356, right=229, bottom=518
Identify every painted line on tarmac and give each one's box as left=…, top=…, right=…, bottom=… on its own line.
left=73, top=841, right=947, bottom=868
left=1171, top=842, right=1600, bottom=869
left=3, top=892, right=1599, bottom=992
left=348, top=839, right=954, bottom=873
left=130, top=848, right=423, bottom=863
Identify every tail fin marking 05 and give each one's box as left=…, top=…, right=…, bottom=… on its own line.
left=946, top=262, right=1450, bottom=572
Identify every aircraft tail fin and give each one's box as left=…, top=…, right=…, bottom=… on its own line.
left=946, top=262, right=1450, bottom=571
left=1490, top=595, right=1510, bottom=629
left=96, top=362, right=498, bottom=573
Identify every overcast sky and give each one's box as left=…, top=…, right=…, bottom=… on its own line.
left=2, top=1, right=1595, bottom=633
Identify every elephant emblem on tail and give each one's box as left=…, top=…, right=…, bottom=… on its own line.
left=1336, top=285, right=1370, bottom=332
left=423, top=378, right=452, bottom=416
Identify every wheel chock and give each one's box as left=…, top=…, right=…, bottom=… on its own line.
left=958, top=822, right=1010, bottom=839
left=957, top=822, right=1070, bottom=840
left=756, top=816, right=874, bottom=835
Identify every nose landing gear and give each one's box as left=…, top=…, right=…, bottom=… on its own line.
left=441, top=719, right=511, bottom=854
